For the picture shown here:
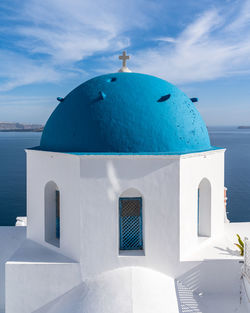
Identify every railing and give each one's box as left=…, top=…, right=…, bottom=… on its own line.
left=224, top=187, right=230, bottom=223
left=240, top=238, right=250, bottom=305
left=243, top=237, right=250, bottom=280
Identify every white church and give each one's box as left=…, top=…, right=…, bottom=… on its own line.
left=1, top=52, right=250, bottom=313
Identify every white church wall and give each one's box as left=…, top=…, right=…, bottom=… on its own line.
left=78, top=155, right=181, bottom=279
left=26, top=150, right=81, bottom=261
left=179, top=149, right=225, bottom=260
left=26, top=149, right=225, bottom=282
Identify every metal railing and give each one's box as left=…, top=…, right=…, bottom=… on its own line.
left=244, top=237, right=250, bottom=281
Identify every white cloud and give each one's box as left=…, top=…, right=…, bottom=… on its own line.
left=0, top=95, right=54, bottom=106
left=226, top=0, right=250, bottom=31
left=0, top=50, right=61, bottom=91
left=132, top=2, right=250, bottom=84
left=14, top=0, right=148, bottom=63
left=0, top=95, right=56, bottom=123
left=0, top=0, right=150, bottom=90
left=1, top=0, right=250, bottom=92
left=156, top=37, right=176, bottom=43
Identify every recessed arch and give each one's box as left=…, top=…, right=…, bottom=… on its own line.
left=120, top=187, right=142, bottom=198
left=197, top=178, right=211, bottom=237
left=119, top=188, right=143, bottom=250
left=44, top=181, right=60, bottom=247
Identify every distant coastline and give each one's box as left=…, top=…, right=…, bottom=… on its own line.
left=0, top=122, right=44, bottom=132
left=238, top=126, right=250, bottom=129
left=0, top=129, right=43, bottom=132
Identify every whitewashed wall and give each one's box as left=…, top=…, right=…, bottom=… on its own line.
left=26, top=150, right=81, bottom=261
left=26, top=149, right=225, bottom=280
left=179, top=149, right=225, bottom=260
left=79, top=155, right=180, bottom=279
left=26, top=151, right=181, bottom=278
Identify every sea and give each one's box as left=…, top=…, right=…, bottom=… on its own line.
left=0, top=127, right=249, bottom=225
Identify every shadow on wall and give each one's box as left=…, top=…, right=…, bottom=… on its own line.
left=214, top=246, right=240, bottom=257
left=175, top=264, right=204, bottom=313
left=80, top=158, right=176, bottom=179
left=175, top=260, right=242, bottom=313
left=175, top=279, right=203, bottom=313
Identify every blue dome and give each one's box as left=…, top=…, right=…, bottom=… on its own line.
left=40, top=73, right=211, bottom=154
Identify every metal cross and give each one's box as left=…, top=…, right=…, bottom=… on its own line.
left=119, top=51, right=130, bottom=68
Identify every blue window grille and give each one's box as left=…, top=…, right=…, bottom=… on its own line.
left=56, top=190, right=60, bottom=239
left=119, top=197, right=143, bottom=250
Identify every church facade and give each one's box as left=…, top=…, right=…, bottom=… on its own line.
left=2, top=54, right=250, bottom=313
left=26, top=145, right=225, bottom=276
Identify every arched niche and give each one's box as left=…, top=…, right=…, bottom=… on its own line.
left=44, top=181, right=60, bottom=247
left=120, top=187, right=142, bottom=198
left=198, top=178, right=211, bottom=237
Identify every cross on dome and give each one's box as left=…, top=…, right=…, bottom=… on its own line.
left=118, top=51, right=132, bottom=73
left=119, top=51, right=129, bottom=67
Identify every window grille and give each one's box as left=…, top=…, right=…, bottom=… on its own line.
left=119, top=197, right=143, bottom=250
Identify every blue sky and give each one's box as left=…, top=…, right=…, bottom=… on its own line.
left=0, top=0, right=250, bottom=125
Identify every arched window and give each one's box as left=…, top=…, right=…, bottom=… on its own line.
left=44, top=181, right=60, bottom=247
left=119, top=188, right=143, bottom=250
left=197, top=178, right=211, bottom=237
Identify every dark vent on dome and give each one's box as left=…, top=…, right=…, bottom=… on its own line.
left=99, top=91, right=106, bottom=100
left=157, top=94, right=171, bottom=102
left=107, top=77, right=117, bottom=82
left=190, top=98, right=198, bottom=103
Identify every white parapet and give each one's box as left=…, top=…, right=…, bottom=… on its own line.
left=15, top=216, right=27, bottom=226
left=5, top=239, right=82, bottom=313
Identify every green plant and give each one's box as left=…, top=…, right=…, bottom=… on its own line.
left=235, top=234, right=244, bottom=256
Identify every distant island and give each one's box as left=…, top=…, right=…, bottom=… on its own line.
left=0, top=122, right=44, bottom=132
left=238, top=126, right=250, bottom=129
